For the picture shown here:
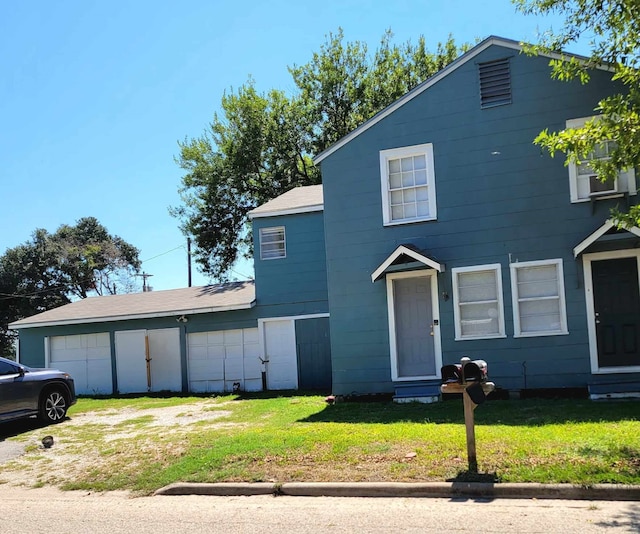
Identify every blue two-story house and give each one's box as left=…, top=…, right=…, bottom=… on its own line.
left=314, top=36, right=640, bottom=400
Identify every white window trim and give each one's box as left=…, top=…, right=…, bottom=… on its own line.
left=380, top=143, right=437, bottom=226
left=566, top=116, right=636, bottom=203
left=259, top=226, right=286, bottom=260
left=386, top=271, right=442, bottom=381
left=583, top=249, right=640, bottom=375
left=452, top=264, right=506, bottom=341
left=510, top=258, right=569, bottom=338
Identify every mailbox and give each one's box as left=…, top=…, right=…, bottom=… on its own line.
left=440, top=358, right=488, bottom=384
left=441, top=364, right=462, bottom=383
left=462, top=359, right=488, bottom=382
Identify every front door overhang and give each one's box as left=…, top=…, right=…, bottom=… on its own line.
left=371, top=244, right=445, bottom=282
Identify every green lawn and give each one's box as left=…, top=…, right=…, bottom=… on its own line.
left=3, top=394, right=639, bottom=494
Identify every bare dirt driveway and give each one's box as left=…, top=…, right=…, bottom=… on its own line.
left=0, top=401, right=233, bottom=489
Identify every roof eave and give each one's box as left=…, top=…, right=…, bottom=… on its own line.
left=9, top=300, right=257, bottom=330
left=248, top=204, right=324, bottom=220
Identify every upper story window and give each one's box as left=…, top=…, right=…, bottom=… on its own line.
left=259, top=226, right=286, bottom=260
left=479, top=58, right=511, bottom=108
left=452, top=264, right=506, bottom=340
left=380, top=143, right=437, bottom=226
left=510, top=259, right=568, bottom=337
left=566, top=116, right=636, bottom=203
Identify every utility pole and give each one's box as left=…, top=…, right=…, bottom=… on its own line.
left=187, top=237, right=192, bottom=288
left=136, top=272, right=154, bottom=292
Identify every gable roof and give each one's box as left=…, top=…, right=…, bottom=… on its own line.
left=248, top=185, right=323, bottom=219
left=313, top=35, right=597, bottom=165
left=9, top=281, right=256, bottom=329
left=371, top=244, right=445, bottom=282
left=574, top=220, right=640, bottom=258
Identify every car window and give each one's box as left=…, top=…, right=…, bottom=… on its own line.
left=0, top=360, right=19, bottom=375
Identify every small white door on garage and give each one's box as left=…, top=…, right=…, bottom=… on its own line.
left=187, top=328, right=261, bottom=393
left=115, top=328, right=182, bottom=394
left=49, top=333, right=112, bottom=395
left=262, top=319, right=298, bottom=390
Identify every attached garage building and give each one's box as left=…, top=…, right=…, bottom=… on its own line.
left=10, top=186, right=332, bottom=396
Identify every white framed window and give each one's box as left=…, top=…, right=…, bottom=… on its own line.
left=380, top=143, right=437, bottom=225
left=259, top=226, right=286, bottom=260
left=510, top=259, right=568, bottom=337
left=566, top=116, right=636, bottom=203
left=452, top=264, right=506, bottom=340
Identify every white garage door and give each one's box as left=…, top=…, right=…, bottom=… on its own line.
left=49, top=333, right=113, bottom=395
left=187, top=328, right=261, bottom=393
left=263, top=320, right=298, bottom=390
left=115, top=328, right=182, bottom=394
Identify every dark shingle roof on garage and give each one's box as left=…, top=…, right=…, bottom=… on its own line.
left=9, top=281, right=256, bottom=329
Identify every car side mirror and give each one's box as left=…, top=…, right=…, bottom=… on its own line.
left=17, top=366, right=25, bottom=377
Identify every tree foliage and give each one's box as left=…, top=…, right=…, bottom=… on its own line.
left=515, top=0, right=640, bottom=226
left=0, top=217, right=141, bottom=358
left=173, top=29, right=468, bottom=279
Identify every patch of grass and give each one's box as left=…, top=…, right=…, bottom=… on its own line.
left=4, top=395, right=640, bottom=494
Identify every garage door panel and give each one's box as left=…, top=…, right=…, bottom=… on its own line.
left=224, top=330, right=242, bottom=345
left=187, top=327, right=260, bottom=393
left=188, top=345, right=207, bottom=360
left=86, top=359, right=112, bottom=394
left=207, top=331, right=224, bottom=345
left=50, top=333, right=112, bottom=395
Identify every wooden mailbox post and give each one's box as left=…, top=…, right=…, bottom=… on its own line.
left=440, top=357, right=495, bottom=473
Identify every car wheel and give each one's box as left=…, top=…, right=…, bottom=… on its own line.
left=39, top=389, right=68, bottom=424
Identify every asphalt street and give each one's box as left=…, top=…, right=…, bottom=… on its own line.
left=0, top=486, right=638, bottom=533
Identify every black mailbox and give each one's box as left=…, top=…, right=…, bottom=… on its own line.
left=462, top=359, right=488, bottom=382
left=441, top=358, right=488, bottom=384
left=441, top=364, right=462, bottom=383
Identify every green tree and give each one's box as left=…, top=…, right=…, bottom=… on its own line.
left=173, top=29, right=467, bottom=279
left=515, top=0, right=640, bottom=226
left=0, top=217, right=141, bottom=358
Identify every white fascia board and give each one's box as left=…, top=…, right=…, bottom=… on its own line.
left=371, top=245, right=444, bottom=282
left=9, top=301, right=257, bottom=330
left=248, top=204, right=323, bottom=220
left=313, top=36, right=605, bottom=166
left=573, top=220, right=640, bottom=258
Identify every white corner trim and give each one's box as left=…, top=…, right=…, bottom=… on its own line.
left=371, top=245, right=444, bottom=282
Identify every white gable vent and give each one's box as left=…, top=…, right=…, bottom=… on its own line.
left=479, top=58, right=511, bottom=108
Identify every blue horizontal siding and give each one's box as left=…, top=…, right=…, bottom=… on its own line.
left=321, top=43, right=626, bottom=395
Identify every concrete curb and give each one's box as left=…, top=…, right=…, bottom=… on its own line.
left=154, top=482, right=640, bottom=501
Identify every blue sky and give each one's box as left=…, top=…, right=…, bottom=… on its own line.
left=0, top=1, right=580, bottom=291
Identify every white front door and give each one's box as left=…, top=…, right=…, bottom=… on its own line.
left=263, top=320, right=298, bottom=390
left=387, top=271, right=442, bottom=381
left=115, top=330, right=148, bottom=393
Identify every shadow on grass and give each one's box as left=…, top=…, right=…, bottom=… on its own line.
left=298, top=398, right=640, bottom=426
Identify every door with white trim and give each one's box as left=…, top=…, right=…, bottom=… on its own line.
left=263, top=320, right=298, bottom=390
left=387, top=271, right=441, bottom=381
